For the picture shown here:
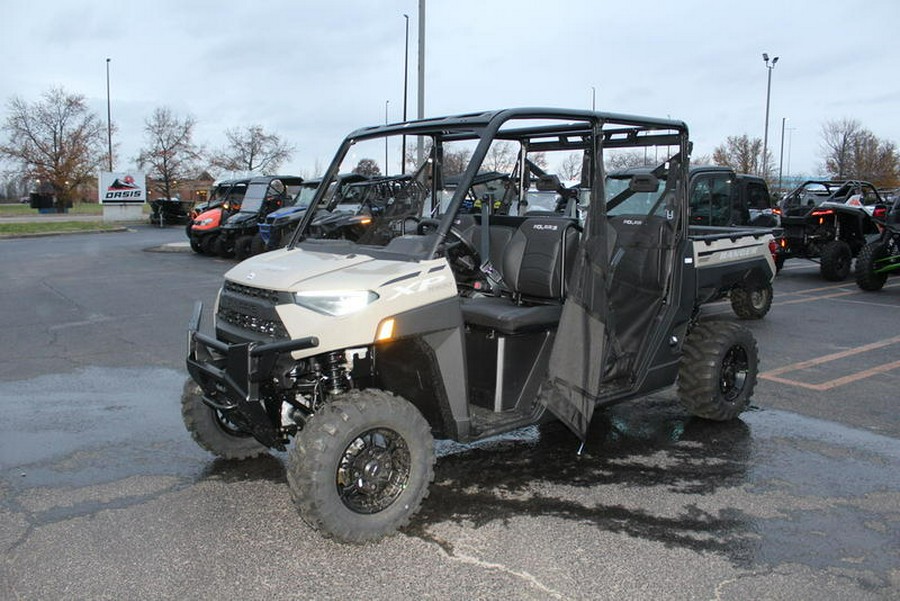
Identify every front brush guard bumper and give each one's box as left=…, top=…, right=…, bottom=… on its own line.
left=185, top=301, right=318, bottom=448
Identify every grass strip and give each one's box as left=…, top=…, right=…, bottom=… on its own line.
left=0, top=221, right=124, bottom=237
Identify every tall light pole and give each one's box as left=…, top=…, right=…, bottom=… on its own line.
left=778, top=117, right=787, bottom=193
left=591, top=86, right=596, bottom=111
left=384, top=100, right=390, bottom=172
left=786, top=126, right=796, bottom=182
left=761, top=53, right=779, bottom=178
left=401, top=13, right=409, bottom=174
left=106, top=58, right=113, bottom=171
left=416, top=0, right=425, bottom=167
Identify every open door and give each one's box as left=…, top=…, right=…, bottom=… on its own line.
left=540, top=119, right=689, bottom=439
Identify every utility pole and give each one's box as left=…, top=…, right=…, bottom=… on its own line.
left=106, top=58, right=113, bottom=171
left=416, top=0, right=426, bottom=167
left=402, top=13, right=410, bottom=174
left=761, top=53, right=779, bottom=177
left=778, top=117, right=787, bottom=193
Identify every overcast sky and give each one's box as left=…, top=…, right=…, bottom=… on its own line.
left=3, top=0, right=899, bottom=180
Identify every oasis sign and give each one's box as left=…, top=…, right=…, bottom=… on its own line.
left=99, top=171, right=146, bottom=204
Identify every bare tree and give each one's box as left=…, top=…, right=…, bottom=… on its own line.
left=558, top=152, right=582, bottom=181
left=402, top=139, right=472, bottom=177
left=442, top=148, right=472, bottom=177
left=483, top=141, right=517, bottom=172
left=210, top=124, right=294, bottom=175
left=605, top=150, right=656, bottom=172
left=819, top=119, right=899, bottom=186
left=353, top=158, right=381, bottom=177
left=712, top=135, right=772, bottom=175
left=136, top=107, right=203, bottom=201
left=819, top=118, right=862, bottom=180
left=0, top=87, right=107, bottom=210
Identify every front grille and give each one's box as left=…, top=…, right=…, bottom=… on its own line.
left=217, top=281, right=290, bottom=339
left=223, top=281, right=281, bottom=304
left=217, top=307, right=288, bottom=338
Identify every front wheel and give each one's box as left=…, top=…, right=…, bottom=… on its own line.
left=820, top=239, right=852, bottom=281
left=730, top=282, right=773, bottom=320
left=677, top=321, right=758, bottom=421
left=286, top=389, right=435, bottom=543
left=855, top=241, right=889, bottom=291
left=233, top=235, right=254, bottom=261
left=181, top=379, right=268, bottom=460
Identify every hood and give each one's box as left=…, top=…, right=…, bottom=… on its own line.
left=224, top=246, right=438, bottom=294
left=223, top=212, right=259, bottom=228
left=266, top=205, right=307, bottom=222
left=225, top=247, right=376, bottom=290
left=195, top=207, right=222, bottom=221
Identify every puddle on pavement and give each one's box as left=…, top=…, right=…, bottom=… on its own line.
left=1, top=368, right=898, bottom=578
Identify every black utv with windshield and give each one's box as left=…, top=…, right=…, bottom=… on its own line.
left=212, top=175, right=305, bottom=260
left=183, top=108, right=768, bottom=543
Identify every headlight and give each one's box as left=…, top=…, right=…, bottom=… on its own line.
left=294, top=290, right=379, bottom=316
left=198, top=217, right=214, bottom=225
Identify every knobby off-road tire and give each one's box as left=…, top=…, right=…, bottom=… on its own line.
left=199, top=234, right=217, bottom=255
left=677, top=321, right=758, bottom=421
left=855, top=241, right=889, bottom=291
left=286, top=389, right=435, bottom=543
left=233, top=235, right=254, bottom=261
left=250, top=235, right=267, bottom=256
left=213, top=235, right=234, bottom=258
left=181, top=379, right=268, bottom=460
left=730, top=282, right=773, bottom=320
left=820, top=239, right=852, bottom=281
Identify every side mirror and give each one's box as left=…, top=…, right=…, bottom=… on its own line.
left=629, top=173, right=659, bottom=193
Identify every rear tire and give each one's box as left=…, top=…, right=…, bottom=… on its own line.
left=820, top=239, right=852, bottom=281
left=678, top=321, right=758, bottom=421
left=855, top=241, right=889, bottom=291
left=730, top=282, right=772, bottom=320
left=286, top=389, right=435, bottom=543
left=181, top=379, right=268, bottom=460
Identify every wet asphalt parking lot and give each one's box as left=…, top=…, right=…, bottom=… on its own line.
left=1, top=225, right=898, bottom=600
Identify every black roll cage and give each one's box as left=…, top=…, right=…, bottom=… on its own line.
left=288, top=107, right=689, bottom=258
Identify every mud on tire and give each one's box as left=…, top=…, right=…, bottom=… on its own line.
left=677, top=321, right=758, bottom=421
left=286, top=389, right=435, bottom=543
left=181, top=379, right=268, bottom=460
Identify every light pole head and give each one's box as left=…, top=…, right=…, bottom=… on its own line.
left=762, top=53, right=769, bottom=62
left=772, top=56, right=779, bottom=65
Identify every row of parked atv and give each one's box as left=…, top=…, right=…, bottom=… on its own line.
left=185, top=173, right=378, bottom=260
left=184, top=172, right=900, bottom=292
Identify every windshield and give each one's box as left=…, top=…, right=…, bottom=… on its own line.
left=239, top=182, right=270, bottom=213
left=605, top=170, right=671, bottom=218
left=295, top=182, right=320, bottom=208
left=211, top=181, right=248, bottom=205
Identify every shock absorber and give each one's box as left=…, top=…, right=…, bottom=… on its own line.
left=324, top=351, right=350, bottom=395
